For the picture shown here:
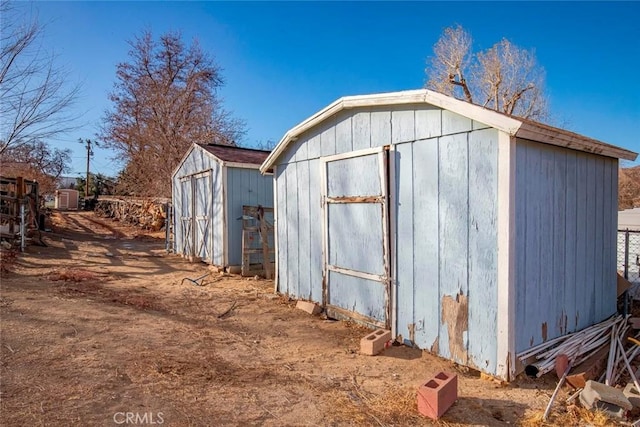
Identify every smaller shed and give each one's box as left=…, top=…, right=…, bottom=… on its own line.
left=54, top=189, right=79, bottom=210
left=171, top=144, right=273, bottom=270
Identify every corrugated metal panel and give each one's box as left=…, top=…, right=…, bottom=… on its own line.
left=514, top=140, right=618, bottom=352
left=225, top=167, right=274, bottom=266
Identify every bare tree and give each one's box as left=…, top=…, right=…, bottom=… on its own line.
left=426, top=25, right=548, bottom=121
left=100, top=30, right=245, bottom=196
left=0, top=139, right=71, bottom=193
left=0, top=0, right=80, bottom=155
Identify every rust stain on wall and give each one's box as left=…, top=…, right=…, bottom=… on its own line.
left=441, top=291, right=468, bottom=363
left=541, top=322, right=548, bottom=341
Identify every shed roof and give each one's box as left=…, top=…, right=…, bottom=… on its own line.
left=201, top=144, right=271, bottom=165
left=618, top=207, right=640, bottom=231
left=260, top=89, right=637, bottom=173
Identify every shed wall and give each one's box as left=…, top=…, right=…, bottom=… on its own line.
left=514, top=140, right=618, bottom=352
left=275, top=105, right=500, bottom=372
left=225, top=167, right=274, bottom=266
left=172, top=147, right=224, bottom=265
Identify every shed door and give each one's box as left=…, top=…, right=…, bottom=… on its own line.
left=194, top=173, right=212, bottom=261
left=179, top=178, right=193, bottom=256
left=322, top=147, right=390, bottom=329
left=179, top=172, right=212, bottom=261
left=59, top=193, right=68, bottom=210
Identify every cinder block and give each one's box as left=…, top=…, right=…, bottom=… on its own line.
left=579, top=380, right=632, bottom=419
left=417, top=372, right=458, bottom=419
left=360, top=329, right=392, bottom=356
left=295, top=300, right=321, bottom=315
left=623, top=383, right=640, bottom=409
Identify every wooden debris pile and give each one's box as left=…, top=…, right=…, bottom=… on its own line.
left=517, top=315, right=640, bottom=422
left=94, top=197, right=169, bottom=231
left=518, top=315, right=628, bottom=378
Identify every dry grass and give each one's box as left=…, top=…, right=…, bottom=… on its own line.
left=326, top=385, right=425, bottom=426
left=519, top=405, right=617, bottom=427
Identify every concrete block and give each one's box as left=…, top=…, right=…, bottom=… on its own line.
left=417, top=372, right=458, bottom=419
left=579, top=380, right=632, bottom=419
left=295, top=300, right=321, bottom=315
left=623, top=383, right=640, bottom=409
left=226, top=265, right=241, bottom=275
left=360, top=329, right=391, bottom=356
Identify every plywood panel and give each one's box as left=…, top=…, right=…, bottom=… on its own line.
left=285, top=164, right=299, bottom=297
left=552, top=151, right=567, bottom=336
left=276, top=166, right=289, bottom=294
left=297, top=161, right=312, bottom=299
left=442, top=110, right=473, bottom=135
left=309, top=159, right=323, bottom=303
left=335, top=114, right=353, bottom=155
left=438, top=133, right=469, bottom=364
left=307, top=130, right=322, bottom=160
left=564, top=152, right=578, bottom=332
left=328, top=203, right=384, bottom=275
left=328, top=271, right=387, bottom=323
left=327, top=154, right=381, bottom=197
left=467, top=129, right=498, bottom=372
left=371, top=111, right=391, bottom=148
left=391, top=110, right=415, bottom=144
left=352, top=112, right=371, bottom=151
left=412, top=138, right=440, bottom=351
left=394, top=142, right=415, bottom=345
left=415, top=108, right=441, bottom=140
left=320, top=122, right=337, bottom=157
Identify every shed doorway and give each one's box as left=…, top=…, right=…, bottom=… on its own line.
left=179, top=171, right=212, bottom=261
left=321, top=147, right=391, bottom=329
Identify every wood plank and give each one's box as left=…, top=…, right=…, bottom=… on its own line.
left=438, top=133, right=469, bottom=364
left=352, top=112, right=371, bottom=151
left=391, top=109, right=415, bottom=144
left=394, top=142, right=414, bottom=345
left=468, top=128, right=499, bottom=373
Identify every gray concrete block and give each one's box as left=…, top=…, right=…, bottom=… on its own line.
left=623, top=383, right=640, bottom=409
left=579, top=380, right=632, bottom=419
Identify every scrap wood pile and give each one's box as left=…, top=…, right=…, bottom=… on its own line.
left=517, top=315, right=640, bottom=422
left=94, top=197, right=168, bottom=231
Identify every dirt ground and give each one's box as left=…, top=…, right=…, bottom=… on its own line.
left=0, top=211, right=613, bottom=426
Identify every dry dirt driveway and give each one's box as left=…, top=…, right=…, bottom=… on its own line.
left=0, top=211, right=561, bottom=426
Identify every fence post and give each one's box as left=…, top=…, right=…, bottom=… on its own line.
left=165, top=202, right=172, bottom=253
left=624, top=229, right=630, bottom=315
left=20, top=201, right=26, bottom=252
left=624, top=229, right=630, bottom=280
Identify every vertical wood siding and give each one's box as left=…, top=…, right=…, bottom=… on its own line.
left=272, top=104, right=616, bottom=375
left=514, top=140, right=618, bottom=352
left=172, top=147, right=223, bottom=265
left=225, top=167, right=274, bottom=266
left=172, top=146, right=272, bottom=267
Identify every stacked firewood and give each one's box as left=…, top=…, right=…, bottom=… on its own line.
left=94, top=197, right=169, bottom=231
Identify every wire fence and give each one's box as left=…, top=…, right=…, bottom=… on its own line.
left=617, top=229, right=640, bottom=300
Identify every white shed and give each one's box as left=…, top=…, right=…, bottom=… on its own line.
left=171, top=144, right=273, bottom=269
left=54, top=189, right=79, bottom=210
left=260, top=89, right=637, bottom=380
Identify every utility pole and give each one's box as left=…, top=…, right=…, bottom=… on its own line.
left=79, top=138, right=93, bottom=198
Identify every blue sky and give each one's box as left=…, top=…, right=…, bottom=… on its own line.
left=17, top=1, right=640, bottom=177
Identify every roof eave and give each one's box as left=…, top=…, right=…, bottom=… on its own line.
left=516, top=122, right=638, bottom=161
